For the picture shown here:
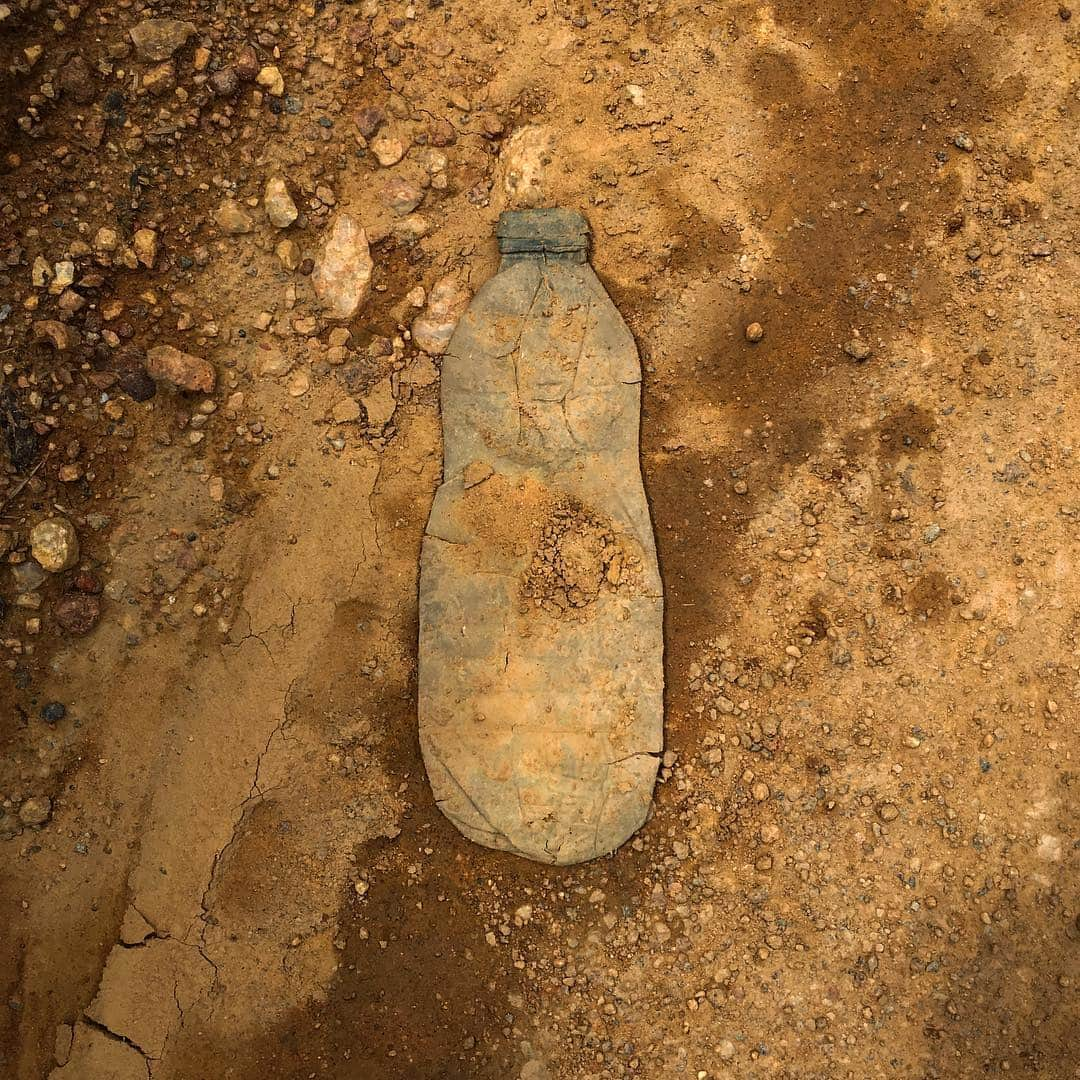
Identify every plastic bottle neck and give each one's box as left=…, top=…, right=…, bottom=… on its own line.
left=499, top=250, right=588, bottom=269
left=496, top=208, right=590, bottom=259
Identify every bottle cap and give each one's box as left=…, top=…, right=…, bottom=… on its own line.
left=496, top=208, right=589, bottom=254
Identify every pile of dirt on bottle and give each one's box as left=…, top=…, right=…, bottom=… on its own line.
left=522, top=498, right=642, bottom=616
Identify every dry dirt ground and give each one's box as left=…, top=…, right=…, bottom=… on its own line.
left=1, top=1, right=1078, bottom=1078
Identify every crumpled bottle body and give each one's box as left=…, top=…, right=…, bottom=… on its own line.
left=419, top=210, right=663, bottom=865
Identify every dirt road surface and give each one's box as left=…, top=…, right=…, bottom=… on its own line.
left=1, top=1, right=1077, bottom=1077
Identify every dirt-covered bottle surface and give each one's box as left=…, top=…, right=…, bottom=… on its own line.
left=418, top=208, right=664, bottom=865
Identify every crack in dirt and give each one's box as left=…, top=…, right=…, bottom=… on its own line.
left=369, top=456, right=384, bottom=555
left=194, top=673, right=300, bottom=1012
left=81, top=1016, right=153, bottom=1071
left=220, top=599, right=301, bottom=659
left=156, top=975, right=188, bottom=1064
left=348, top=558, right=366, bottom=593
left=372, top=64, right=489, bottom=146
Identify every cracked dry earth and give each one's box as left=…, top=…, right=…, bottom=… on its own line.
left=0, top=1, right=1078, bottom=1079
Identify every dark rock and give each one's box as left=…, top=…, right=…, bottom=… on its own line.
left=74, top=571, right=103, bottom=594
left=235, top=44, right=259, bottom=81
left=210, top=65, right=239, bottom=96
left=59, top=55, right=97, bottom=104
left=1, top=391, right=40, bottom=473
left=355, top=106, right=386, bottom=139
left=54, top=593, right=102, bottom=635
left=117, top=368, right=157, bottom=402
left=41, top=702, right=66, bottom=724
left=103, top=89, right=126, bottom=123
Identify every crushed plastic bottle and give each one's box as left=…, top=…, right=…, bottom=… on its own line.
left=419, top=208, right=663, bottom=864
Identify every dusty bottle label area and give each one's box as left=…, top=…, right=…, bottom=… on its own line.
left=418, top=208, right=664, bottom=865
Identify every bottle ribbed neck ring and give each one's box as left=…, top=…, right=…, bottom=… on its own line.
left=496, top=208, right=589, bottom=254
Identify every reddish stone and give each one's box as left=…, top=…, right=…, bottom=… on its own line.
left=54, top=593, right=102, bottom=635
left=235, top=45, right=259, bottom=81
left=355, top=106, right=386, bottom=139
left=145, top=345, right=216, bottom=392
left=74, top=572, right=103, bottom=595
left=428, top=119, right=457, bottom=147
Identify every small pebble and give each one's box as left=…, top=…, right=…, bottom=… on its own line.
left=264, top=177, right=299, bottom=229
left=41, top=702, right=66, bottom=724
left=843, top=338, right=873, bottom=361
left=256, top=65, right=284, bottom=96
left=30, top=517, right=79, bottom=573
left=19, top=795, right=52, bottom=827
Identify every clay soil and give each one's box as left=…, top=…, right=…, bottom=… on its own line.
left=1, top=1, right=1078, bottom=1078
